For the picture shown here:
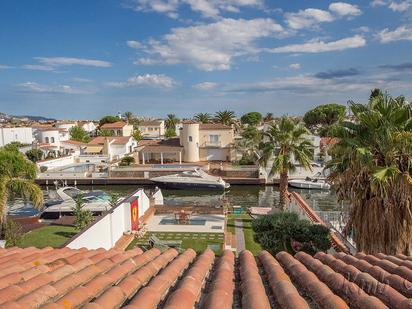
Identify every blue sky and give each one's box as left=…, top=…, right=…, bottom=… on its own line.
left=0, top=0, right=411, bottom=119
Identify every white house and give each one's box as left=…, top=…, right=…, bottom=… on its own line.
left=78, top=121, right=97, bottom=134
left=0, top=127, right=33, bottom=147
left=138, top=120, right=165, bottom=139
left=100, top=121, right=134, bottom=137
left=55, top=121, right=77, bottom=133
left=86, top=136, right=137, bottom=160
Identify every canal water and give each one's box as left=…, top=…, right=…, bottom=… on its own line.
left=7, top=184, right=346, bottom=216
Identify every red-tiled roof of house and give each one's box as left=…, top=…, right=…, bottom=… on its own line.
left=138, top=120, right=163, bottom=126
left=137, top=138, right=182, bottom=152
left=199, top=123, right=232, bottom=130
left=1, top=246, right=411, bottom=308
left=89, top=136, right=132, bottom=145
left=61, top=140, right=87, bottom=146
left=100, top=121, right=128, bottom=129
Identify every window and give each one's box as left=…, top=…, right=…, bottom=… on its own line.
left=50, top=137, right=55, bottom=143
left=149, top=127, right=154, bottom=131
left=209, top=135, right=219, bottom=143
left=45, top=137, right=49, bottom=143
left=189, top=136, right=193, bottom=142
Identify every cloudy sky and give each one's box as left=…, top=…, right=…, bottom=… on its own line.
left=0, top=0, right=411, bottom=119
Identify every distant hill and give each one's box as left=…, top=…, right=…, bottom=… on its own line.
left=7, top=114, right=56, bottom=121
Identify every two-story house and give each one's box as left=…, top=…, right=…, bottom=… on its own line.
left=137, top=120, right=165, bottom=139
left=100, top=121, right=133, bottom=137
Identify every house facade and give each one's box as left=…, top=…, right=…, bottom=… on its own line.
left=0, top=126, right=33, bottom=147
left=137, top=120, right=165, bottom=139
left=86, top=136, right=137, bottom=160
left=100, top=121, right=133, bottom=137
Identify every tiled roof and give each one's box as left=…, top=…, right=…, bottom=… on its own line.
left=138, top=138, right=182, bottom=152
left=101, top=121, right=129, bottom=129
left=199, top=123, right=232, bottom=130
left=139, top=120, right=163, bottom=126
left=1, top=246, right=412, bottom=308
left=61, top=140, right=87, bottom=146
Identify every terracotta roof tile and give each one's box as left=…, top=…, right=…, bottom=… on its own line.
left=1, top=246, right=412, bottom=308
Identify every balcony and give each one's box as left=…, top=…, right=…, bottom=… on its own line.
left=202, top=141, right=222, bottom=147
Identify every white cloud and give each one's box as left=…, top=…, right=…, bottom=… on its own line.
left=129, top=18, right=284, bottom=71
left=376, top=25, right=412, bottom=43
left=329, top=2, right=362, bottom=16
left=34, top=57, right=112, bottom=68
left=268, top=35, right=366, bottom=53
left=193, top=82, right=219, bottom=90
left=123, top=0, right=263, bottom=18
left=284, top=2, right=361, bottom=29
left=370, top=0, right=412, bottom=11
left=107, top=74, right=176, bottom=88
left=21, top=64, right=55, bottom=71
left=127, top=40, right=143, bottom=48
left=289, top=63, right=301, bottom=69
left=0, top=64, right=13, bottom=69
left=18, top=82, right=94, bottom=94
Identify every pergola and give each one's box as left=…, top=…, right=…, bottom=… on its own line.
left=139, top=144, right=183, bottom=164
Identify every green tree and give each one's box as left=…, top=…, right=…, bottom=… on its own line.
left=194, top=113, right=212, bottom=124
left=165, top=114, right=179, bottom=130
left=99, top=115, right=119, bottom=126
left=214, top=110, right=236, bottom=125
left=0, top=147, right=43, bottom=223
left=165, top=128, right=177, bottom=138
left=303, top=103, right=346, bottom=136
left=2, top=218, right=23, bottom=247
left=252, top=212, right=331, bottom=255
left=236, top=126, right=262, bottom=165
left=3, top=142, right=23, bottom=152
left=69, top=126, right=90, bottom=143
left=99, top=129, right=112, bottom=137
left=259, top=117, right=313, bottom=208
left=123, top=111, right=134, bottom=123
left=120, top=156, right=135, bottom=166
left=132, top=129, right=142, bottom=141
left=328, top=91, right=412, bottom=254
left=72, top=194, right=93, bottom=230
left=25, top=149, right=43, bottom=162
left=263, top=112, right=274, bottom=122
left=241, top=112, right=262, bottom=126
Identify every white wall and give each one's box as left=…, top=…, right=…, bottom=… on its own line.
left=36, top=155, right=75, bottom=170
left=0, top=127, right=33, bottom=147
left=38, top=130, right=61, bottom=147
left=77, top=155, right=109, bottom=164
left=66, top=189, right=150, bottom=250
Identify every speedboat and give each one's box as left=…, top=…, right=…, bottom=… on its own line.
left=150, top=168, right=230, bottom=190
left=288, top=177, right=331, bottom=190
left=40, top=187, right=114, bottom=219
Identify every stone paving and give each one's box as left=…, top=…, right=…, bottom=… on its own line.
left=234, top=218, right=246, bottom=254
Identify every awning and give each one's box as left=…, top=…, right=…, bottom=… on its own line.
left=84, top=146, right=103, bottom=153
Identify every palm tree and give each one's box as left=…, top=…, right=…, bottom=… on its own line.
left=263, top=112, right=274, bottom=122
left=328, top=91, right=412, bottom=255
left=236, top=126, right=262, bottom=163
left=214, top=110, right=235, bottom=125
left=194, top=113, right=212, bottom=124
left=123, top=111, right=135, bottom=123
left=259, top=117, right=313, bottom=208
left=0, top=147, right=43, bottom=223
left=165, top=114, right=179, bottom=130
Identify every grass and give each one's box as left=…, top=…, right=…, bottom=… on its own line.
left=127, top=232, right=224, bottom=255
left=227, top=213, right=262, bottom=255
left=17, top=225, right=77, bottom=248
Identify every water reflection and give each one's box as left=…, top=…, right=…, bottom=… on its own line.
left=7, top=184, right=345, bottom=217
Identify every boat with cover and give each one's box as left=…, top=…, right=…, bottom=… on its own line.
left=150, top=168, right=230, bottom=190
left=288, top=177, right=331, bottom=190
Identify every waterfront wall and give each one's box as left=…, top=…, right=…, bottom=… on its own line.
left=36, top=155, right=75, bottom=170
left=66, top=189, right=150, bottom=250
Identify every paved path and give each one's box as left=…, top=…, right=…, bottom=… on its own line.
left=234, top=218, right=246, bottom=254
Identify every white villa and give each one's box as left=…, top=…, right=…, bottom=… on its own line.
left=0, top=126, right=34, bottom=147
left=100, top=121, right=133, bottom=137
left=85, top=136, right=137, bottom=161
left=137, top=120, right=165, bottom=139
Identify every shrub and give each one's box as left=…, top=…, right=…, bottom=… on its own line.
left=40, top=166, right=48, bottom=173
left=2, top=219, right=23, bottom=247
left=252, top=212, right=331, bottom=255
left=120, top=156, right=135, bottom=166
left=72, top=195, right=94, bottom=230
left=26, top=149, right=43, bottom=162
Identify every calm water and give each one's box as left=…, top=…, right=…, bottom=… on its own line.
left=7, top=184, right=346, bottom=216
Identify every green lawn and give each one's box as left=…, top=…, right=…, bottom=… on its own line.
left=17, top=225, right=77, bottom=249
left=127, top=232, right=224, bottom=255
left=227, top=213, right=262, bottom=255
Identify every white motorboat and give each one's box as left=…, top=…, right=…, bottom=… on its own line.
left=150, top=168, right=230, bottom=190
left=288, top=178, right=331, bottom=190
left=40, top=187, right=114, bottom=219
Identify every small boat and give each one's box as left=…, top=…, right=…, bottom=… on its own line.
left=288, top=177, right=331, bottom=190
left=150, top=168, right=230, bottom=190
left=40, top=187, right=115, bottom=219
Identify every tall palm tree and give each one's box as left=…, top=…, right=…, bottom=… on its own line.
left=194, top=113, right=212, bottom=124
left=0, top=147, right=43, bottom=223
left=328, top=91, right=412, bottom=255
left=214, top=110, right=235, bottom=125
left=165, top=114, right=179, bottom=130
left=236, top=126, right=262, bottom=163
left=123, top=111, right=135, bottom=124
left=259, top=117, right=313, bottom=208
